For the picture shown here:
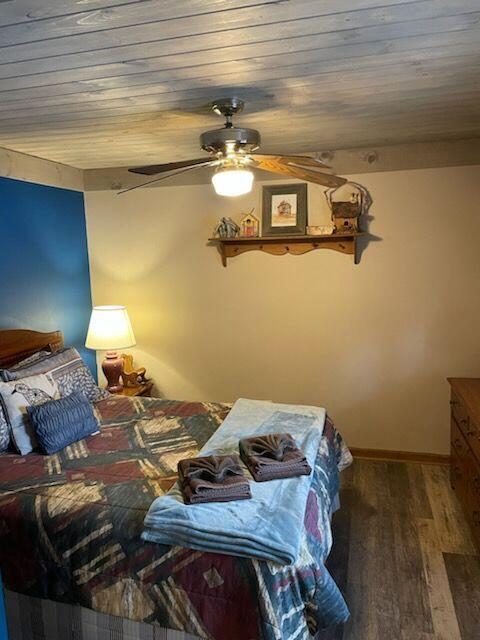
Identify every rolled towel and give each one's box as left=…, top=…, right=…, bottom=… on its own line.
left=178, top=454, right=252, bottom=504
left=239, top=433, right=311, bottom=482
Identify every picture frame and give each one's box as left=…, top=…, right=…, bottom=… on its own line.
left=262, top=184, right=307, bottom=236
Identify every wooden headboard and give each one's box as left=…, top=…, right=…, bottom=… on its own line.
left=0, top=329, right=64, bottom=368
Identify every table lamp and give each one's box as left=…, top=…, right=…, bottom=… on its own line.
left=85, top=305, right=136, bottom=392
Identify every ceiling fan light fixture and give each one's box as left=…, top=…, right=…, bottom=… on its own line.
left=211, top=166, right=254, bottom=197
left=127, top=98, right=347, bottom=194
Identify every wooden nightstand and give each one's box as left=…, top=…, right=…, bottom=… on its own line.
left=113, top=381, right=154, bottom=397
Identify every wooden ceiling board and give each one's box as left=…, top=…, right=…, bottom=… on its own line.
left=1, top=53, right=477, bottom=126
left=0, top=1, right=154, bottom=27
left=0, top=46, right=479, bottom=126
left=1, top=3, right=477, bottom=82
left=2, top=114, right=479, bottom=168
left=5, top=114, right=479, bottom=169
left=0, top=27, right=479, bottom=109
left=1, top=30, right=479, bottom=111
left=1, top=29, right=477, bottom=104
left=0, top=0, right=291, bottom=48
left=0, top=0, right=478, bottom=169
left=0, top=1, right=411, bottom=65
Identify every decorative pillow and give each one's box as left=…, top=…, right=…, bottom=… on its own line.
left=9, top=349, right=52, bottom=371
left=27, top=391, right=99, bottom=455
left=0, top=349, right=54, bottom=451
left=0, top=347, right=108, bottom=402
left=0, top=374, right=60, bottom=455
left=0, top=350, right=52, bottom=381
left=0, top=348, right=69, bottom=381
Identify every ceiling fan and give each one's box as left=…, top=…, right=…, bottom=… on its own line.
left=127, top=98, right=347, bottom=196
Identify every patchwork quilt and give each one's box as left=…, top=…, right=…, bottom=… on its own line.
left=0, top=396, right=351, bottom=640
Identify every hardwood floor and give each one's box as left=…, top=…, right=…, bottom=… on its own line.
left=320, top=459, right=479, bottom=640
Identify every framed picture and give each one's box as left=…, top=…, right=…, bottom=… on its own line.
left=262, top=184, right=307, bottom=236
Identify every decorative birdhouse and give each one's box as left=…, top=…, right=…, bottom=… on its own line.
left=213, top=217, right=240, bottom=238
left=325, top=182, right=369, bottom=234
left=240, top=210, right=260, bottom=237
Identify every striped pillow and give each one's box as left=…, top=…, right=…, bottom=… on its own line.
left=27, top=392, right=99, bottom=455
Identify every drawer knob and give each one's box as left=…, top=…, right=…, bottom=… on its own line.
left=453, top=438, right=463, bottom=449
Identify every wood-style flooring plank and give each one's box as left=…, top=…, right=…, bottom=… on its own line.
left=342, top=460, right=402, bottom=639
left=408, top=464, right=434, bottom=519
left=321, top=459, right=480, bottom=640
left=443, top=553, right=480, bottom=640
left=422, top=465, right=477, bottom=555
left=417, top=518, right=462, bottom=640
left=386, top=463, right=437, bottom=635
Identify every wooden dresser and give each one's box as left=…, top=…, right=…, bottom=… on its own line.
left=448, top=378, right=480, bottom=548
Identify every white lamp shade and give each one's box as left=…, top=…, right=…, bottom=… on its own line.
left=212, top=167, right=254, bottom=197
left=85, top=306, right=136, bottom=350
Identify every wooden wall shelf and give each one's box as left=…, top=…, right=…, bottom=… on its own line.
left=208, top=233, right=364, bottom=266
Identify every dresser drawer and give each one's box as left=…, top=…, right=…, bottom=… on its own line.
left=466, top=449, right=480, bottom=509
left=471, top=507, right=480, bottom=547
left=451, top=392, right=480, bottom=465
left=465, top=421, right=480, bottom=466
left=449, top=379, right=480, bottom=551
left=451, top=447, right=468, bottom=505
left=451, top=392, right=471, bottom=437
left=451, top=416, right=469, bottom=458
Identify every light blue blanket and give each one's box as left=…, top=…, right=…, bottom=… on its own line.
left=142, top=398, right=326, bottom=564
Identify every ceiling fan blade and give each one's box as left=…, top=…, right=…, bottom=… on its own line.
left=119, top=161, right=217, bottom=194
left=253, top=157, right=346, bottom=189
left=129, top=158, right=211, bottom=176
left=253, top=154, right=331, bottom=169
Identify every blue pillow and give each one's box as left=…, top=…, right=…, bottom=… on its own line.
left=27, top=391, right=99, bottom=455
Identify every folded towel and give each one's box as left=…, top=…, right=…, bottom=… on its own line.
left=142, top=398, right=326, bottom=565
left=239, top=433, right=311, bottom=482
left=178, top=454, right=251, bottom=504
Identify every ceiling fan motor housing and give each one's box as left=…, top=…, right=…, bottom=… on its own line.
left=200, top=127, right=261, bottom=154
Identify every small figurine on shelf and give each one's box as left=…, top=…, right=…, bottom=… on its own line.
left=121, top=354, right=147, bottom=388
left=325, top=182, right=372, bottom=234
left=240, top=209, right=260, bottom=237
left=213, top=217, right=240, bottom=238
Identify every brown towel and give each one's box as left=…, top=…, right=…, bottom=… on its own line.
left=178, top=454, right=252, bottom=504
left=239, top=433, right=311, bottom=482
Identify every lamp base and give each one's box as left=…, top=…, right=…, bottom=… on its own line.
left=102, top=351, right=123, bottom=393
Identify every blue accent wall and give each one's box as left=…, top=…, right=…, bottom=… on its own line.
left=0, top=579, right=6, bottom=640
left=0, top=176, right=95, bottom=374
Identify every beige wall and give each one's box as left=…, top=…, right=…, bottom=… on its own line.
left=85, top=165, right=480, bottom=455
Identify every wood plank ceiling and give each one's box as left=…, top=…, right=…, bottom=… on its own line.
left=0, top=0, right=478, bottom=169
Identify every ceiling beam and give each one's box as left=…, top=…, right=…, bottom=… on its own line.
left=0, top=145, right=84, bottom=191
left=82, top=138, right=480, bottom=191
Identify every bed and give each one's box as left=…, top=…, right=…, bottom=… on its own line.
left=0, top=329, right=351, bottom=640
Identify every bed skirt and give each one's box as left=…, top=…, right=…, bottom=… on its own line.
left=4, top=590, right=201, bottom=640
left=5, top=589, right=334, bottom=640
